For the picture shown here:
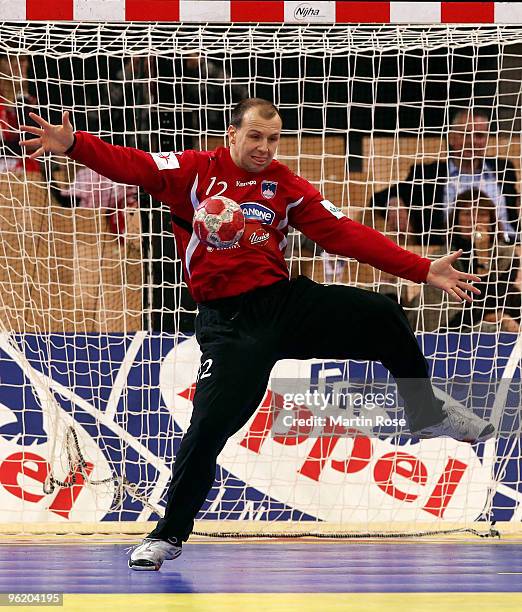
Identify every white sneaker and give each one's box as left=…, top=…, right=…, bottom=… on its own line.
left=128, top=538, right=182, bottom=571
left=412, top=404, right=495, bottom=443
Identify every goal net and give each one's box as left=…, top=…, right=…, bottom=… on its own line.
left=0, top=22, right=521, bottom=536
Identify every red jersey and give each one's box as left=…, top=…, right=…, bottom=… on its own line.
left=68, top=132, right=431, bottom=302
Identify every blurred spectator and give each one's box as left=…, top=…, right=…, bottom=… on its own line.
left=288, top=235, right=349, bottom=284
left=0, top=54, right=40, bottom=173
left=321, top=251, right=349, bottom=283
left=406, top=189, right=521, bottom=332
left=56, top=167, right=138, bottom=242
left=371, top=108, right=520, bottom=245
left=184, top=52, right=248, bottom=135
left=87, top=56, right=151, bottom=148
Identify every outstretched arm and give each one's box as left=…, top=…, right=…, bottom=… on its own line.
left=19, top=111, right=178, bottom=200
left=290, top=182, right=480, bottom=302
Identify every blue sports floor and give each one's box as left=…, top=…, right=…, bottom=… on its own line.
left=0, top=539, right=521, bottom=611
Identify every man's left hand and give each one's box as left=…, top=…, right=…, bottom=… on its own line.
left=426, top=249, right=481, bottom=303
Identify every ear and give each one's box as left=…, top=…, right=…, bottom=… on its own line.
left=227, top=125, right=236, bottom=145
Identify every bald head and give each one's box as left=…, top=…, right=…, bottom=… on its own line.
left=228, top=99, right=282, bottom=173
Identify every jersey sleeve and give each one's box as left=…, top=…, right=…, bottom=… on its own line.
left=66, top=131, right=199, bottom=207
left=288, top=176, right=431, bottom=284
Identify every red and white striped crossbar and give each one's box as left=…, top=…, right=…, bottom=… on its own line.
left=2, top=1, right=522, bottom=24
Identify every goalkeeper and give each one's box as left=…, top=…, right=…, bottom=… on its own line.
left=21, top=98, right=494, bottom=571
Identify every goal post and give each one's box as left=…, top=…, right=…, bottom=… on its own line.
left=0, top=21, right=521, bottom=537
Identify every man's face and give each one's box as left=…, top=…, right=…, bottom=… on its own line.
left=186, top=53, right=200, bottom=72
left=456, top=206, right=494, bottom=237
left=448, top=113, right=489, bottom=161
left=0, top=55, right=24, bottom=79
left=228, top=108, right=282, bottom=173
left=0, top=56, right=12, bottom=77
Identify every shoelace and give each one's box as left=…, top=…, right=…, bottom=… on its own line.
left=446, top=405, right=482, bottom=432
left=124, top=539, right=154, bottom=556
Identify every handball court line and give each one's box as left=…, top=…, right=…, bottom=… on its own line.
left=44, top=593, right=522, bottom=612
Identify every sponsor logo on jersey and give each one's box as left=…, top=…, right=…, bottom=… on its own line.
left=261, top=180, right=278, bottom=200
left=321, top=199, right=344, bottom=219
left=150, top=151, right=181, bottom=171
left=240, top=202, right=276, bottom=225
left=206, top=243, right=241, bottom=252
left=249, top=229, right=270, bottom=246
left=236, top=179, right=257, bottom=187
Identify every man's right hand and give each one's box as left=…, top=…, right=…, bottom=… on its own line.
left=19, top=111, right=75, bottom=158
left=386, top=197, right=409, bottom=234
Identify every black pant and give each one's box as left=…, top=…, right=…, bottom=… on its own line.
left=148, top=276, right=445, bottom=542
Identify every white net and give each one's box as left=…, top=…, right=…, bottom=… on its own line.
left=0, top=22, right=521, bottom=535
